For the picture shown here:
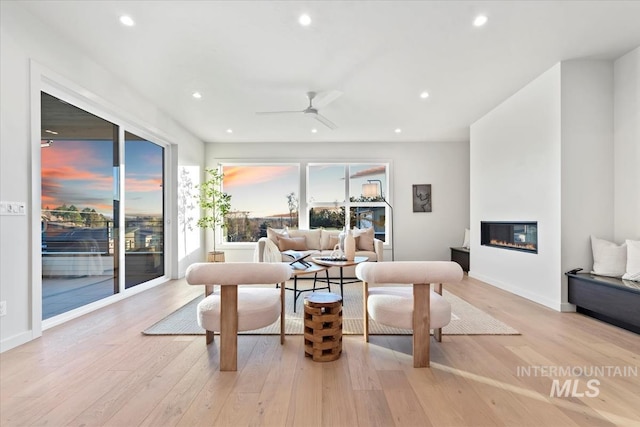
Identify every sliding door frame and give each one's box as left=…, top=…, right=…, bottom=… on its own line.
left=30, top=61, right=175, bottom=333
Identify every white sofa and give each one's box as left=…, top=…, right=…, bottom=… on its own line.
left=257, top=227, right=384, bottom=278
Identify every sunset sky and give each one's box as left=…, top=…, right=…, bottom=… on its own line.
left=222, top=163, right=386, bottom=218
left=41, top=139, right=163, bottom=218
left=42, top=141, right=385, bottom=222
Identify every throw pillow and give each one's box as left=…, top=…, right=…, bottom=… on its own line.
left=277, top=236, right=308, bottom=252
left=267, top=227, right=288, bottom=245
left=287, top=227, right=321, bottom=250
left=622, top=239, right=640, bottom=281
left=352, top=227, right=375, bottom=251
left=320, top=229, right=341, bottom=250
left=590, top=236, right=626, bottom=278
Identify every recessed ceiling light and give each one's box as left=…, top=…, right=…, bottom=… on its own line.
left=311, top=128, right=318, bottom=133
left=226, top=129, right=233, bottom=134
left=420, top=91, right=429, bottom=99
left=473, top=15, right=488, bottom=27
left=192, top=92, right=202, bottom=99
left=299, top=14, right=312, bottom=26
left=119, top=15, right=135, bottom=26
left=394, top=128, right=402, bottom=134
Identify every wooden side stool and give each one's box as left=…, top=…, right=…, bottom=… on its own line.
left=303, top=292, right=343, bottom=362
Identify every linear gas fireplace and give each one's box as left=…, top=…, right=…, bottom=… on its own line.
left=481, top=221, right=538, bottom=253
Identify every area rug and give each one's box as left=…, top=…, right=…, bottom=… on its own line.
left=143, top=282, right=519, bottom=336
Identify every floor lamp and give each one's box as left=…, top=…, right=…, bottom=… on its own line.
left=362, top=180, right=394, bottom=261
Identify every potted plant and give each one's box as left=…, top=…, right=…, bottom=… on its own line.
left=196, top=168, right=232, bottom=262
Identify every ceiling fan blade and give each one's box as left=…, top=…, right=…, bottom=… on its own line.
left=255, top=110, right=304, bottom=115
left=312, top=90, right=343, bottom=109
left=314, top=113, right=337, bottom=130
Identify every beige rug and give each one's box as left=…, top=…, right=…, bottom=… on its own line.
left=143, top=282, right=519, bottom=336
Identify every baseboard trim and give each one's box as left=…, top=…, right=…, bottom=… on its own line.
left=469, top=271, right=563, bottom=312
left=0, top=331, right=37, bottom=353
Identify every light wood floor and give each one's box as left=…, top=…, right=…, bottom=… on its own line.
left=2, top=275, right=639, bottom=426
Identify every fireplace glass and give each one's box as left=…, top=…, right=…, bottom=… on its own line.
left=481, top=221, right=538, bottom=253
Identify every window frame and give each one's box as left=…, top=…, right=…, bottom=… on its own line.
left=32, top=61, right=175, bottom=332
left=217, top=160, right=392, bottom=248
left=218, top=162, right=302, bottom=247
left=307, top=162, right=390, bottom=240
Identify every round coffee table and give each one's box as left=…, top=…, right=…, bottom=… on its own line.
left=311, top=256, right=368, bottom=300
left=287, top=262, right=331, bottom=313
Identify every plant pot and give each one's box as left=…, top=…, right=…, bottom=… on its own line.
left=207, top=251, right=225, bottom=263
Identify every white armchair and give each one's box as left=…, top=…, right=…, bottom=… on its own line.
left=185, top=262, right=292, bottom=371
left=355, top=261, right=463, bottom=367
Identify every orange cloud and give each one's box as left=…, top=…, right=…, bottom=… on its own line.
left=41, top=143, right=113, bottom=190
left=223, top=166, right=296, bottom=188
left=350, top=165, right=386, bottom=179
left=126, top=176, right=163, bottom=192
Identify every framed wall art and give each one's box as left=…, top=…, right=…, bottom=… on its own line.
left=412, top=184, right=432, bottom=212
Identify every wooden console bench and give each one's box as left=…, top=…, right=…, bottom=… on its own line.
left=566, top=271, right=640, bottom=334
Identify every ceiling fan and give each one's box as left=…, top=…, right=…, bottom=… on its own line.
left=256, top=90, right=342, bottom=130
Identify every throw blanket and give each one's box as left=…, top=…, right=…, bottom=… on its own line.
left=253, top=237, right=282, bottom=263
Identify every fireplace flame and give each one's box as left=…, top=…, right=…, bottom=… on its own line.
left=489, top=239, right=537, bottom=250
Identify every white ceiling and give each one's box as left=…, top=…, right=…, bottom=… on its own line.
left=18, top=1, right=640, bottom=144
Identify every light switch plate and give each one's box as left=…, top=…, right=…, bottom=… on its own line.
left=0, top=201, right=26, bottom=215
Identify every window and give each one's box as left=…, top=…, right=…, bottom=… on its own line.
left=221, top=164, right=300, bottom=242
left=308, top=163, right=389, bottom=241
left=220, top=162, right=390, bottom=244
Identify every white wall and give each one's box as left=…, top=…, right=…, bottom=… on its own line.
left=471, top=59, right=626, bottom=312
left=560, top=61, right=614, bottom=303
left=207, top=141, right=470, bottom=263
left=614, top=47, right=640, bottom=242
left=0, top=3, right=205, bottom=352
left=470, top=64, right=563, bottom=310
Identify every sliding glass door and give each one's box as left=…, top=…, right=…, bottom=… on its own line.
left=40, top=92, right=118, bottom=318
left=41, top=92, right=166, bottom=319
left=124, top=132, right=164, bottom=288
